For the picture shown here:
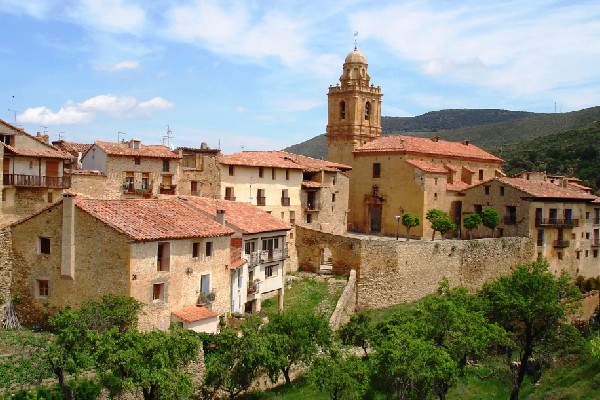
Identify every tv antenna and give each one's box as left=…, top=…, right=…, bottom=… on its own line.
left=40, top=126, right=48, bottom=135
left=58, top=131, right=65, bottom=141
left=7, top=109, right=18, bottom=125
left=163, top=125, right=174, bottom=148
left=118, top=131, right=127, bottom=142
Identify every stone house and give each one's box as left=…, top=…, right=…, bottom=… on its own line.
left=325, top=49, right=504, bottom=239
left=78, top=139, right=182, bottom=199
left=1, top=119, right=71, bottom=225
left=178, top=196, right=291, bottom=314
left=176, top=143, right=221, bottom=199
left=10, top=195, right=235, bottom=333
left=52, top=140, right=92, bottom=170
left=461, top=174, right=600, bottom=278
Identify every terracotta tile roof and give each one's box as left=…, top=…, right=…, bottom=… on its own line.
left=353, top=135, right=503, bottom=163
left=93, top=141, right=182, bottom=159
left=444, top=164, right=457, bottom=172
left=406, top=160, right=449, bottom=174
left=66, top=169, right=106, bottom=176
left=75, top=197, right=234, bottom=241
left=462, top=166, right=475, bottom=173
left=302, top=181, right=324, bottom=188
left=494, top=177, right=597, bottom=200
left=568, top=182, right=592, bottom=192
left=179, top=196, right=291, bottom=234
left=230, top=258, right=246, bottom=270
left=447, top=181, right=473, bottom=192
left=221, top=150, right=351, bottom=172
left=52, top=140, right=93, bottom=154
left=172, top=305, right=219, bottom=323
left=1, top=143, right=72, bottom=159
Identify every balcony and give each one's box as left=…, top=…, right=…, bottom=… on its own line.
left=591, top=239, right=600, bottom=247
left=281, top=197, right=290, bottom=206
left=224, top=196, right=236, bottom=201
left=246, top=253, right=260, bottom=267
left=593, top=218, right=600, bottom=225
left=3, top=174, right=71, bottom=189
left=535, top=218, right=579, bottom=228
left=503, top=215, right=517, bottom=225
left=260, top=248, right=288, bottom=263
left=159, top=184, right=177, bottom=195
left=123, top=182, right=152, bottom=197
left=306, top=201, right=320, bottom=212
left=257, top=196, right=266, bottom=206
left=247, top=281, right=259, bottom=296
left=553, top=240, right=570, bottom=248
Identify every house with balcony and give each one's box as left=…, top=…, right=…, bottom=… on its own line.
left=78, top=139, right=182, bottom=199
left=177, top=196, right=291, bottom=314
left=461, top=174, right=599, bottom=278
left=1, top=119, right=72, bottom=224
left=176, top=143, right=221, bottom=199
left=10, top=194, right=235, bottom=333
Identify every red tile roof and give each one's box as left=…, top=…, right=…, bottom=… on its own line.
left=93, top=141, right=182, bottom=159
left=1, top=143, right=72, bottom=159
left=221, top=150, right=351, bottom=172
left=493, top=177, right=597, bottom=200
left=353, top=135, right=503, bottom=163
left=405, top=160, right=449, bottom=174
left=230, top=258, right=246, bottom=270
left=75, top=197, right=234, bottom=241
left=52, top=140, right=93, bottom=154
left=172, top=305, right=219, bottom=323
left=302, top=181, right=324, bottom=188
left=179, top=196, right=291, bottom=234
left=447, top=181, right=473, bottom=192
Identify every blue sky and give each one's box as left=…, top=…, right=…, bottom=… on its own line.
left=1, top=0, right=599, bottom=154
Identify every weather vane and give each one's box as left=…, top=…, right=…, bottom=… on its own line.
left=354, top=31, right=359, bottom=50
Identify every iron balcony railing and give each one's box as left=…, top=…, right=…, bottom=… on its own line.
left=3, top=173, right=71, bottom=189
left=553, top=240, right=570, bottom=248
left=260, top=248, right=288, bottom=262
left=503, top=215, right=517, bottom=225
left=535, top=218, right=579, bottom=228
left=281, top=197, right=290, bottom=206
left=257, top=196, right=266, bottom=206
left=159, top=184, right=177, bottom=195
left=591, top=239, right=600, bottom=247
left=306, top=201, right=320, bottom=211
left=224, top=196, right=236, bottom=201
left=593, top=218, right=600, bottom=225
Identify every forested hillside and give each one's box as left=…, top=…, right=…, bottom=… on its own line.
left=497, top=121, right=600, bottom=194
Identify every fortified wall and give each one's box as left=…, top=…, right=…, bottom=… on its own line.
left=296, top=226, right=535, bottom=310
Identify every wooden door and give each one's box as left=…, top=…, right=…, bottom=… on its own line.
left=370, top=204, right=382, bottom=233
left=46, top=160, right=59, bottom=176
left=3, top=157, right=9, bottom=174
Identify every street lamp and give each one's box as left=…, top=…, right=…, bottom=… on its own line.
left=395, top=215, right=401, bottom=240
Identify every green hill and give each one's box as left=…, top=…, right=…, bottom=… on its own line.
left=496, top=121, right=600, bottom=194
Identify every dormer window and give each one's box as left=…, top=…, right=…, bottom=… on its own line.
left=130, top=139, right=141, bottom=150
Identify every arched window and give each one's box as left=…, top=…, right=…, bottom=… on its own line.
left=365, top=101, right=370, bottom=120
left=340, top=101, right=346, bottom=120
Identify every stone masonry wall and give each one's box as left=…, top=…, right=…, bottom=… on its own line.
left=0, top=228, right=13, bottom=322
left=329, top=269, right=356, bottom=330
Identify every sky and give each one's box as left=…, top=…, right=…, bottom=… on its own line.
left=1, top=0, right=599, bottom=154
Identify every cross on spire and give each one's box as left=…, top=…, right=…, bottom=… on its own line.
left=354, top=31, right=359, bottom=50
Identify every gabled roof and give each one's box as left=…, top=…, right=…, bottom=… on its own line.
left=91, top=141, right=182, bottom=159
left=75, top=197, right=234, bottom=241
left=466, top=177, right=597, bottom=201
left=179, top=196, right=291, bottom=234
left=405, top=159, right=449, bottom=174
left=52, top=140, right=93, bottom=154
left=172, top=306, right=219, bottom=323
left=353, top=135, right=503, bottom=163
left=1, top=143, right=72, bottom=159
left=221, top=150, right=351, bottom=172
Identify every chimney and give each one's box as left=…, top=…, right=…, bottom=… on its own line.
left=61, top=192, right=77, bottom=279
left=463, top=140, right=470, bottom=146
left=130, top=139, right=141, bottom=150
left=216, top=209, right=226, bottom=225
left=431, top=135, right=440, bottom=142
left=200, top=142, right=208, bottom=150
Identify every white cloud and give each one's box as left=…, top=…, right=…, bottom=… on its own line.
left=18, top=94, right=172, bottom=125
left=67, top=0, right=146, bottom=35
left=95, top=60, right=141, bottom=71
left=235, top=106, right=247, bottom=113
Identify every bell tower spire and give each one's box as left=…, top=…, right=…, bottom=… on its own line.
left=326, top=47, right=382, bottom=167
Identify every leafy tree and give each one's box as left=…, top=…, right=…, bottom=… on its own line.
left=262, top=309, right=331, bottom=384
left=401, top=213, right=420, bottom=242
left=307, top=346, right=369, bottom=400
left=463, top=213, right=482, bottom=239
left=481, top=208, right=501, bottom=238
left=426, top=209, right=456, bottom=240
left=338, top=311, right=374, bottom=358
left=479, top=259, right=582, bottom=400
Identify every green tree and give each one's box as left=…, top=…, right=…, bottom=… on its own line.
left=307, top=346, right=369, bottom=400
left=463, top=213, right=482, bottom=239
left=338, top=311, right=374, bottom=358
left=426, top=209, right=456, bottom=240
left=401, top=213, right=420, bottom=242
left=481, top=208, right=501, bottom=238
left=262, top=309, right=331, bottom=384
left=479, top=260, right=582, bottom=400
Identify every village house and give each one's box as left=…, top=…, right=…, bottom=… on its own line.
left=76, top=139, right=182, bottom=199
left=176, top=143, right=221, bottom=199
left=1, top=119, right=72, bottom=225
left=461, top=174, right=600, bottom=278
left=177, top=196, right=291, bottom=313
left=10, top=194, right=235, bottom=333
left=52, top=140, right=93, bottom=170
left=325, top=49, right=503, bottom=239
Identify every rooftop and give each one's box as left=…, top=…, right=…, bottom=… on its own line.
left=92, top=141, right=182, bottom=159
left=221, top=150, right=351, bottom=172
left=354, top=135, right=503, bottom=163
left=481, top=177, right=598, bottom=201
left=405, top=159, right=449, bottom=174
left=171, top=305, right=219, bottom=323
left=1, top=143, right=72, bottom=159
left=52, top=140, right=93, bottom=154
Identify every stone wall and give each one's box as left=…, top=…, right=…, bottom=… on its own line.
left=296, top=226, right=535, bottom=310
left=0, top=228, right=13, bottom=322
left=329, top=269, right=356, bottom=330
left=1, top=187, right=61, bottom=225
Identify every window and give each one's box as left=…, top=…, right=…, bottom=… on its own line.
left=434, top=193, right=438, bottom=200
left=200, top=274, right=211, bottom=296
left=484, top=186, right=490, bottom=195
left=265, top=265, right=275, bottom=278
left=205, top=241, right=213, bottom=257
left=134, top=157, right=141, bottom=165
left=157, top=242, right=170, bottom=271
left=365, top=101, right=370, bottom=120
left=373, top=163, right=381, bottom=178
left=225, top=187, right=235, bottom=201
left=434, top=178, right=438, bottom=185
left=272, top=168, right=276, bottom=180
left=586, top=232, right=591, bottom=239
left=339, top=101, right=346, bottom=119
left=478, top=169, right=484, bottom=180
left=557, top=252, right=563, bottom=260
left=141, top=173, right=149, bottom=190
left=192, top=242, right=200, bottom=258
left=36, top=279, right=49, bottom=298
left=576, top=251, right=581, bottom=260
left=152, top=283, right=165, bottom=302
left=47, top=192, right=53, bottom=203
left=245, top=241, right=256, bottom=255
left=537, top=229, right=544, bottom=246
left=332, top=193, right=336, bottom=202
left=191, top=181, right=198, bottom=194
left=257, top=189, right=266, bottom=206
left=594, top=250, right=598, bottom=258
left=307, top=214, right=313, bottom=223
left=500, top=186, right=505, bottom=196
left=585, top=250, right=589, bottom=257
left=229, top=165, right=234, bottom=176
left=474, top=204, right=483, bottom=214
left=124, top=172, right=134, bottom=192
left=162, top=159, right=170, bottom=172
left=285, top=169, right=290, bottom=180
left=289, top=210, right=296, bottom=226
left=39, top=237, right=50, bottom=255
left=281, top=189, right=290, bottom=206
left=259, top=167, right=264, bottom=178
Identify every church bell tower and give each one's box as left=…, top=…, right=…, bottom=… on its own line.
left=326, top=48, right=383, bottom=167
